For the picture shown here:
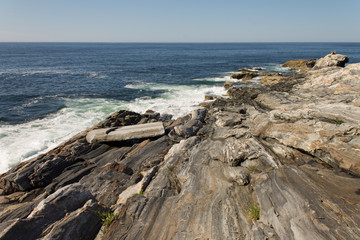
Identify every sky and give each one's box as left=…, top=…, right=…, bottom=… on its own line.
left=0, top=0, right=359, bottom=42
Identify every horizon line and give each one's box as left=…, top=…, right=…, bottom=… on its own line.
left=0, top=41, right=359, bottom=44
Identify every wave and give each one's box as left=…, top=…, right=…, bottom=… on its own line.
left=0, top=68, right=108, bottom=79
left=125, top=82, right=226, bottom=118
left=0, top=97, right=127, bottom=173
left=0, top=80, right=226, bottom=173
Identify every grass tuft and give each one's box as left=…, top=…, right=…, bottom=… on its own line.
left=247, top=204, right=260, bottom=221
left=93, top=210, right=117, bottom=234
left=248, top=166, right=256, bottom=172
left=332, top=118, right=343, bottom=125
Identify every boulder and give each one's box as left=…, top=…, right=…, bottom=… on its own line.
left=172, top=109, right=206, bottom=138
left=282, top=59, right=316, bottom=70
left=86, top=122, right=165, bottom=144
left=314, top=53, right=349, bottom=68
left=231, top=71, right=258, bottom=80
left=223, top=81, right=236, bottom=89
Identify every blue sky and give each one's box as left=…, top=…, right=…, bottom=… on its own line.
left=0, top=0, right=359, bottom=42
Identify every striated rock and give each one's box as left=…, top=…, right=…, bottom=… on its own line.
left=0, top=183, right=96, bottom=240
left=86, top=122, right=165, bottom=144
left=40, top=200, right=103, bottom=240
left=255, top=165, right=360, bottom=239
left=115, top=166, right=158, bottom=205
left=314, top=53, right=349, bottom=68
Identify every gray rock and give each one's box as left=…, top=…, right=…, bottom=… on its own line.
left=40, top=200, right=103, bottom=240
left=86, top=122, right=165, bottom=144
left=0, top=183, right=94, bottom=240
left=255, top=165, right=360, bottom=239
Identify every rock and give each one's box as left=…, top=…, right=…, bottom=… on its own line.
left=204, top=95, right=216, bottom=101
left=260, top=74, right=289, bottom=85
left=214, top=111, right=246, bottom=127
left=314, top=53, right=349, bottom=68
left=225, top=166, right=250, bottom=185
left=191, top=109, right=206, bottom=122
left=172, top=109, right=206, bottom=138
left=40, top=200, right=103, bottom=240
left=227, top=86, right=262, bottom=100
left=99, top=110, right=142, bottom=128
left=223, top=81, right=236, bottom=89
left=115, top=166, right=158, bottom=206
left=104, top=137, right=254, bottom=240
left=255, top=165, right=360, bottom=240
left=282, top=59, right=316, bottom=71
left=86, top=122, right=165, bottom=144
left=0, top=183, right=95, bottom=240
left=1, top=53, right=360, bottom=240
left=231, top=71, right=258, bottom=80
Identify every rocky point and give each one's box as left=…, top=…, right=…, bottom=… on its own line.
left=0, top=53, right=359, bottom=240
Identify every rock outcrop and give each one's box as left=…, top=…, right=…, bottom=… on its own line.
left=231, top=68, right=259, bottom=80
left=314, top=53, right=349, bottom=68
left=282, top=59, right=316, bottom=71
left=0, top=54, right=359, bottom=240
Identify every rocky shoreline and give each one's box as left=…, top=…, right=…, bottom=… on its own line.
left=0, top=53, right=359, bottom=240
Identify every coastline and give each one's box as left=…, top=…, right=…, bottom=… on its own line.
left=1, top=53, right=360, bottom=239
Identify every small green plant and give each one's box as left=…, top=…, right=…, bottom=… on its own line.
left=332, top=118, right=342, bottom=125
left=137, top=189, right=144, bottom=195
left=167, top=165, right=174, bottom=172
left=248, top=166, right=256, bottom=172
left=93, top=210, right=117, bottom=234
left=247, top=204, right=260, bottom=221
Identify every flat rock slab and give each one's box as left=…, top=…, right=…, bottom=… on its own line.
left=86, top=122, right=165, bottom=144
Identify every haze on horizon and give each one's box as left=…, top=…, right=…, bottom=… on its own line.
left=0, top=0, right=359, bottom=43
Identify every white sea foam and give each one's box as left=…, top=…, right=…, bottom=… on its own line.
left=87, top=72, right=108, bottom=79
left=193, top=75, right=233, bottom=82
left=0, top=68, right=108, bottom=78
left=0, top=98, right=127, bottom=173
left=0, top=80, right=226, bottom=173
left=125, top=82, right=226, bottom=118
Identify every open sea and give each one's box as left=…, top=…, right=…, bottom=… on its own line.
left=1, top=42, right=360, bottom=173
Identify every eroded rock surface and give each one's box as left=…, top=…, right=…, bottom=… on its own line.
left=0, top=55, right=359, bottom=240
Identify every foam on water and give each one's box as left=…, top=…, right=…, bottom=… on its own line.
left=193, top=75, right=234, bottom=82
left=125, top=81, right=226, bottom=118
left=0, top=80, right=226, bottom=173
left=0, top=97, right=126, bottom=173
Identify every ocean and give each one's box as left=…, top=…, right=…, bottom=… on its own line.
left=1, top=42, right=360, bottom=173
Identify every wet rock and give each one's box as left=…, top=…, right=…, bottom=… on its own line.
left=223, top=81, right=236, bottom=89
left=282, top=59, right=316, bottom=71
left=231, top=70, right=258, bottom=80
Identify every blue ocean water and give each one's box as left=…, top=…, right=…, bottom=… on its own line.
left=0, top=42, right=359, bottom=172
